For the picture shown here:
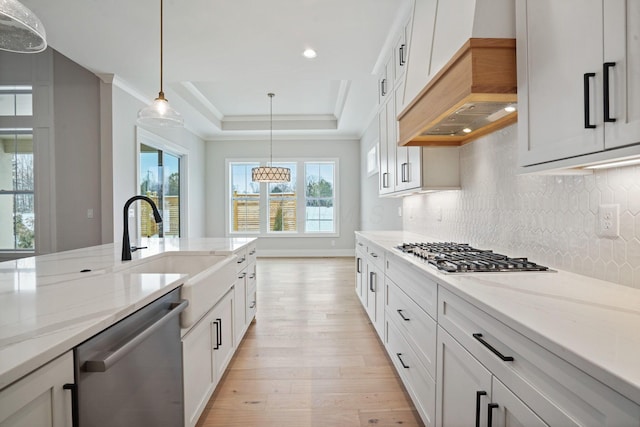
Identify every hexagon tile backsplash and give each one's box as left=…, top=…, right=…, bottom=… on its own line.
left=403, top=125, right=640, bottom=289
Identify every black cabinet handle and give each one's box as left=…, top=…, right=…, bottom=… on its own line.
left=370, top=253, right=378, bottom=258
left=237, top=256, right=246, bottom=264
left=356, top=257, right=362, bottom=274
left=396, top=353, right=409, bottom=369
left=487, top=403, right=499, bottom=427
left=63, top=383, right=79, bottom=427
left=473, top=333, right=514, bottom=361
left=382, top=172, right=389, bottom=188
left=399, top=44, right=406, bottom=66
left=401, top=163, right=409, bottom=183
left=238, top=272, right=246, bottom=280
left=604, top=62, right=616, bottom=122
left=369, top=271, right=376, bottom=292
left=213, top=319, right=221, bottom=350
left=584, top=72, right=596, bottom=129
left=397, top=309, right=410, bottom=321
left=249, top=301, right=256, bottom=309
left=381, top=78, right=387, bottom=97
left=475, top=391, right=487, bottom=427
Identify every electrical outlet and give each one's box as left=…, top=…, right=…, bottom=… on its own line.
left=597, top=204, right=619, bottom=238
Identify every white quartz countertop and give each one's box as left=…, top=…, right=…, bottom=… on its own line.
left=0, top=237, right=256, bottom=390
left=356, top=230, right=640, bottom=406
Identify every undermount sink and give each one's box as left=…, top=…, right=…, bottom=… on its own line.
left=114, top=253, right=238, bottom=329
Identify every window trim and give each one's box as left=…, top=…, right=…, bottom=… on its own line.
left=225, top=158, right=339, bottom=238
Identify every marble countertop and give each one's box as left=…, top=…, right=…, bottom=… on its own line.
left=357, top=230, right=640, bottom=406
left=0, top=237, right=256, bottom=390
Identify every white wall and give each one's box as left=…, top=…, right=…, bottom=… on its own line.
left=359, top=116, right=402, bottom=231
left=206, top=138, right=360, bottom=256
left=403, top=124, right=640, bottom=289
left=110, top=86, right=207, bottom=243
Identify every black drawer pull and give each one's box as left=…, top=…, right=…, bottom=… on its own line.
left=397, top=309, right=410, bottom=321
left=475, top=391, right=487, bottom=427
left=396, top=353, right=409, bottom=369
left=473, top=333, right=514, bottom=362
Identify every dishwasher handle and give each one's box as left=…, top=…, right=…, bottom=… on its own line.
left=84, top=299, right=189, bottom=373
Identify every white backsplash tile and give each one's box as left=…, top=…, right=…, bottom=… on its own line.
left=403, top=125, right=640, bottom=289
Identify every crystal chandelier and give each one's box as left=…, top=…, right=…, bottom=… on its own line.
left=252, top=93, right=291, bottom=182
left=137, top=0, right=183, bottom=127
left=0, top=0, right=47, bottom=53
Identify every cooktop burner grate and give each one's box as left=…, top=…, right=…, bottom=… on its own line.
left=395, top=242, right=551, bottom=273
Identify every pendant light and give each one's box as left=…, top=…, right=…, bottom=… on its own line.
left=252, top=93, right=291, bottom=183
left=137, top=0, right=183, bottom=127
left=0, top=0, right=47, bottom=53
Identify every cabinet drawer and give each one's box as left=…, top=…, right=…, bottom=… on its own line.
left=438, top=287, right=640, bottom=426
left=386, top=278, right=436, bottom=379
left=366, top=242, right=385, bottom=270
left=235, top=248, right=248, bottom=273
left=385, top=251, right=437, bottom=319
left=247, top=244, right=257, bottom=265
left=386, top=319, right=436, bottom=427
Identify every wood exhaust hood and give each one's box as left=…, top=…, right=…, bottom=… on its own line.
left=398, top=38, right=517, bottom=147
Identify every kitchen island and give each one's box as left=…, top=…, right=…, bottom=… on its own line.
left=0, top=237, right=256, bottom=409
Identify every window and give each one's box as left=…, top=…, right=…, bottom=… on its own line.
left=268, top=163, right=296, bottom=233
left=0, top=85, right=34, bottom=252
left=228, top=159, right=338, bottom=236
left=140, top=143, right=181, bottom=237
left=230, top=162, right=261, bottom=232
left=305, top=162, right=335, bottom=233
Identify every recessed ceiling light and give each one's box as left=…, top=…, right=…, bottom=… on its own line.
left=504, top=105, right=517, bottom=113
left=303, top=48, right=317, bottom=59
left=463, top=128, right=472, bottom=133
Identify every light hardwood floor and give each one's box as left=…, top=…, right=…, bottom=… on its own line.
left=196, top=257, right=424, bottom=427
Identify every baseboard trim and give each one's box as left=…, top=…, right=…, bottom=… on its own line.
left=257, top=249, right=355, bottom=258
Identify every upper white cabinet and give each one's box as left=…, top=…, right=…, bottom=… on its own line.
left=517, top=0, right=640, bottom=170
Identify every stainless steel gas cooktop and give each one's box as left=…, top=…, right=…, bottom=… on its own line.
left=395, top=242, right=552, bottom=273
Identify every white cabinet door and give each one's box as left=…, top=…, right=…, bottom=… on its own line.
left=517, top=0, right=604, bottom=166
left=436, top=327, right=492, bottom=427
left=365, top=261, right=384, bottom=337
left=183, top=309, right=216, bottom=427
left=234, top=271, right=247, bottom=344
left=603, top=0, right=640, bottom=149
left=491, top=377, right=548, bottom=427
left=379, top=99, right=396, bottom=195
left=212, top=291, right=234, bottom=381
left=246, top=263, right=257, bottom=324
left=0, top=352, right=73, bottom=427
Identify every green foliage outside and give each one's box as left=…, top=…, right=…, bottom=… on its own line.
left=273, top=204, right=284, bottom=231
left=306, top=177, right=333, bottom=207
left=15, top=214, right=34, bottom=249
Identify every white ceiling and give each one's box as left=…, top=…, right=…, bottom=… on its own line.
left=21, top=0, right=410, bottom=140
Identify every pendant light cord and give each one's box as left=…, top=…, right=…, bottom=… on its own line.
left=268, top=92, right=274, bottom=167
left=159, top=0, right=164, bottom=97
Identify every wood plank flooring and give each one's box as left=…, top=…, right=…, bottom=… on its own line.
left=196, top=257, right=424, bottom=427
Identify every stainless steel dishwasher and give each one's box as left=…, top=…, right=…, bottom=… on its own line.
left=74, top=287, right=187, bottom=427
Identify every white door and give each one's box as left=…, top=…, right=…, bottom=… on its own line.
left=603, top=0, right=640, bottom=149
left=517, top=0, right=604, bottom=166
left=436, top=327, right=492, bottom=427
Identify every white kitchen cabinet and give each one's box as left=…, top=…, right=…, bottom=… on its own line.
left=183, top=289, right=234, bottom=427
left=377, top=54, right=393, bottom=105
left=392, top=16, right=411, bottom=88
left=233, top=243, right=257, bottom=342
left=517, top=0, right=640, bottom=169
left=438, top=286, right=640, bottom=426
left=386, top=318, right=436, bottom=427
left=233, top=268, right=247, bottom=344
left=436, top=327, right=492, bottom=427
left=365, top=254, right=385, bottom=339
left=0, top=352, right=73, bottom=427
left=378, top=98, right=396, bottom=195
left=355, top=239, right=366, bottom=305
left=394, top=86, right=423, bottom=193
left=491, top=377, right=548, bottom=427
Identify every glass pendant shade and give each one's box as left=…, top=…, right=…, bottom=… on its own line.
left=251, top=166, right=291, bottom=183
left=136, top=0, right=183, bottom=128
left=252, top=93, right=291, bottom=183
left=0, top=0, right=47, bottom=53
left=137, top=93, right=183, bottom=127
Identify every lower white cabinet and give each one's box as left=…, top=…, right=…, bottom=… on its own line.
left=183, top=289, right=234, bottom=427
left=365, top=258, right=385, bottom=339
left=0, top=352, right=73, bottom=427
left=438, top=286, right=640, bottom=427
